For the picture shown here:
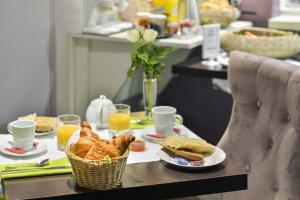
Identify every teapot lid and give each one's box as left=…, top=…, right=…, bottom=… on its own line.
left=90, top=95, right=113, bottom=106
left=99, top=95, right=113, bottom=105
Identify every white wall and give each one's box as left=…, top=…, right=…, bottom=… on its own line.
left=54, top=0, right=85, bottom=115
left=0, top=0, right=52, bottom=123
left=0, top=0, right=85, bottom=123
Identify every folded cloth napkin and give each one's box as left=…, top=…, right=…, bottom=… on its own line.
left=130, top=115, right=154, bottom=129
left=130, top=115, right=181, bottom=129
left=0, top=157, right=72, bottom=180
left=4, top=141, right=39, bottom=154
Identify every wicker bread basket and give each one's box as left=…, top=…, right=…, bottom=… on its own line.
left=221, top=27, right=300, bottom=58
left=66, top=144, right=128, bottom=190
left=200, top=7, right=240, bottom=29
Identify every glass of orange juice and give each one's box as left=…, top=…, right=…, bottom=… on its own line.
left=108, top=104, right=130, bottom=138
left=57, top=114, right=81, bottom=150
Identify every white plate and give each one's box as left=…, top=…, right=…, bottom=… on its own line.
left=0, top=141, right=47, bottom=157
left=7, top=128, right=55, bottom=137
left=158, top=146, right=226, bottom=169
left=34, top=130, right=55, bottom=137
left=142, top=126, right=188, bottom=142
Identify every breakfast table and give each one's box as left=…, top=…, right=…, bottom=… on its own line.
left=0, top=115, right=247, bottom=200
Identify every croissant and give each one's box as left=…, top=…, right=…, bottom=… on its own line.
left=75, top=136, right=98, bottom=158
left=85, top=140, right=119, bottom=160
left=80, top=127, right=92, bottom=137
left=111, top=135, right=135, bottom=155
left=82, top=121, right=92, bottom=130
left=80, top=127, right=99, bottom=140
left=97, top=140, right=120, bottom=158
left=85, top=144, right=105, bottom=160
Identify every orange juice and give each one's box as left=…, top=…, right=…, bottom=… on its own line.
left=57, top=125, right=80, bottom=148
left=108, top=113, right=130, bottom=131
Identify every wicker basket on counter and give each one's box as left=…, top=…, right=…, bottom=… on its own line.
left=200, top=7, right=240, bottom=29
left=66, top=144, right=128, bottom=190
left=221, top=27, right=300, bottom=59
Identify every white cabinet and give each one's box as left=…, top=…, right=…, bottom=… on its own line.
left=67, top=33, right=203, bottom=117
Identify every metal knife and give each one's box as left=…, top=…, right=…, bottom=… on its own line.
left=1, top=166, right=72, bottom=173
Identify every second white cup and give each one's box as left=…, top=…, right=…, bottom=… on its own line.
left=151, top=106, right=183, bottom=136
left=7, top=120, right=36, bottom=151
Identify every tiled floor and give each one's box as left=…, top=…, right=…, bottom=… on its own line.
left=199, top=194, right=222, bottom=200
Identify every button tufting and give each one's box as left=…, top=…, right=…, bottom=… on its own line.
left=256, top=101, right=262, bottom=108
left=267, top=139, right=273, bottom=149
left=287, top=114, right=291, bottom=121
left=273, top=183, right=279, bottom=192
left=244, top=165, right=251, bottom=172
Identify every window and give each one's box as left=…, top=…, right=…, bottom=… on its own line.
left=286, top=0, right=300, bottom=7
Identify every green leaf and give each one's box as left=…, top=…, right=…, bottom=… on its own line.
left=138, top=53, right=149, bottom=63
left=128, top=35, right=175, bottom=81
left=149, top=57, right=158, bottom=65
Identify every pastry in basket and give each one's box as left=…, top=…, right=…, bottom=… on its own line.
left=111, top=135, right=135, bottom=155
left=75, top=136, right=99, bottom=158
left=18, top=113, right=58, bottom=133
left=74, top=121, right=135, bottom=160
left=80, top=124, right=99, bottom=140
left=81, top=121, right=92, bottom=130
left=85, top=140, right=120, bottom=160
left=156, top=135, right=215, bottom=161
left=82, top=136, right=135, bottom=160
left=75, top=121, right=100, bottom=157
left=85, top=144, right=106, bottom=160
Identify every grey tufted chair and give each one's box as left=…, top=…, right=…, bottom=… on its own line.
left=218, top=51, right=300, bottom=200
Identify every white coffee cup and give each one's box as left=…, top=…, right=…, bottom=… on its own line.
left=151, top=106, right=183, bottom=136
left=7, top=120, right=36, bottom=151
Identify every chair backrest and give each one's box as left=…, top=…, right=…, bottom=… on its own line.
left=218, top=51, right=300, bottom=200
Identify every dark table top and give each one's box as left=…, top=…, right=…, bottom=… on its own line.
left=0, top=123, right=247, bottom=199
left=2, top=158, right=247, bottom=200
left=172, top=60, right=228, bottom=79
left=172, top=49, right=300, bottom=80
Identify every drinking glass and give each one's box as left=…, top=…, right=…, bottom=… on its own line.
left=57, top=114, right=81, bottom=150
left=108, top=104, right=131, bottom=138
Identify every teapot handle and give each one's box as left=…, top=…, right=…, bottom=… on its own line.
left=97, top=103, right=103, bottom=127
left=97, top=95, right=106, bottom=127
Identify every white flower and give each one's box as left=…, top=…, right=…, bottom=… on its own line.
left=143, top=29, right=158, bottom=43
left=136, top=26, right=145, bottom=33
left=127, top=29, right=140, bottom=43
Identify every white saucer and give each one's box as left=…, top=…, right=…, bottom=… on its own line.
left=34, top=130, right=55, bottom=137
left=142, top=126, right=188, bottom=142
left=0, top=141, right=47, bottom=157
left=158, top=146, right=226, bottom=169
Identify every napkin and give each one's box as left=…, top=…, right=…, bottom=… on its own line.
left=130, top=115, right=154, bottom=129
left=0, top=157, right=72, bottom=180
left=4, top=141, right=39, bottom=154
left=130, top=115, right=181, bottom=129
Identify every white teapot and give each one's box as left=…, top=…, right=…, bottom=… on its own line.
left=85, top=95, right=113, bottom=128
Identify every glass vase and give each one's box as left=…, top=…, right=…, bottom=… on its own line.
left=143, top=76, right=157, bottom=116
